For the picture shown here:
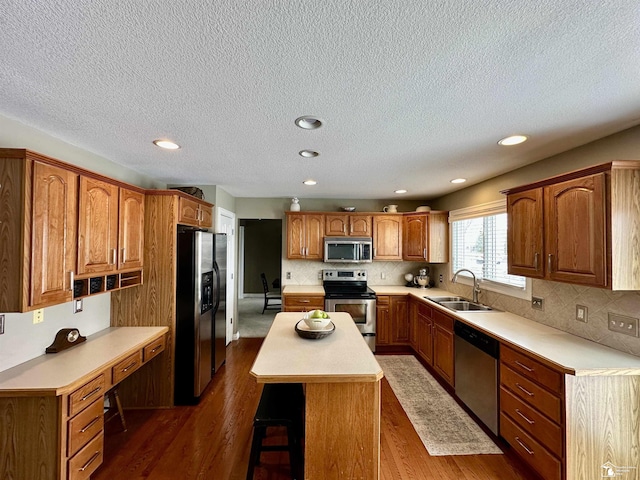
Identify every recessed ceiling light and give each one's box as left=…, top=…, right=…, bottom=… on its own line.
left=394, top=189, right=407, bottom=194
left=295, top=116, right=323, bottom=130
left=299, top=150, right=319, bottom=158
left=450, top=178, right=467, bottom=184
left=153, top=139, right=180, bottom=150
left=303, top=179, right=317, bottom=186
left=498, top=135, right=528, bottom=146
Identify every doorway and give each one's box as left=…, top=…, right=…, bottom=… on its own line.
left=216, top=207, right=236, bottom=345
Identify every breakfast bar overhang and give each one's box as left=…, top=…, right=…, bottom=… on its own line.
left=250, top=312, right=384, bottom=479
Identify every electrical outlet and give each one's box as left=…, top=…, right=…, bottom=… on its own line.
left=381, top=272, right=386, bottom=280
left=0, top=314, right=4, bottom=334
left=608, top=313, right=639, bottom=337
left=576, top=305, right=588, bottom=322
left=286, top=272, right=291, bottom=280
left=317, top=272, right=322, bottom=280
left=531, top=297, right=544, bottom=310
left=439, top=274, right=443, bottom=283
left=73, top=298, right=83, bottom=313
left=33, top=309, right=44, bottom=324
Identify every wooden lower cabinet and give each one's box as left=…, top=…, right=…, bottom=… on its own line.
left=283, top=293, right=325, bottom=312
left=432, top=310, right=454, bottom=386
left=376, top=295, right=409, bottom=347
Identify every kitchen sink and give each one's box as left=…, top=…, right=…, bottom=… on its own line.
left=424, top=296, right=469, bottom=303
left=424, top=296, right=495, bottom=312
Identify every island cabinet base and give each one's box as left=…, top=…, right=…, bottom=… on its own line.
left=305, top=381, right=381, bottom=480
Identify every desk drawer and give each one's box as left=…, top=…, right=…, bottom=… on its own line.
left=68, top=397, right=103, bottom=457
left=500, top=386, right=563, bottom=456
left=501, top=366, right=562, bottom=424
left=500, top=413, right=561, bottom=480
left=144, top=336, right=166, bottom=362
left=69, top=375, right=105, bottom=417
left=112, top=350, right=142, bottom=384
left=68, top=432, right=103, bottom=480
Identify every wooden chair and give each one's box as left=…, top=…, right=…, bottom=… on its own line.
left=261, top=273, right=282, bottom=314
left=246, top=383, right=305, bottom=480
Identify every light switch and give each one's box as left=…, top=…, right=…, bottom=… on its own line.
left=73, top=298, right=83, bottom=313
left=33, top=309, right=44, bottom=324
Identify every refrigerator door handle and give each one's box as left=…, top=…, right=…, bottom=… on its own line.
left=213, top=261, right=221, bottom=314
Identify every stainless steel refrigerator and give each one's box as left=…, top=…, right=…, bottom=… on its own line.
left=175, top=229, right=226, bottom=405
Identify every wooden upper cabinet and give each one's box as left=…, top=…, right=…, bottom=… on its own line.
left=507, top=188, right=544, bottom=278
left=30, top=162, right=78, bottom=308
left=545, top=174, right=606, bottom=286
left=403, top=214, right=427, bottom=261
left=372, top=214, right=402, bottom=260
left=504, top=162, right=640, bottom=289
left=287, top=213, right=324, bottom=259
left=177, top=196, right=212, bottom=228
left=325, top=214, right=372, bottom=237
left=77, top=176, right=119, bottom=275
left=118, top=188, right=144, bottom=270
left=403, top=212, right=449, bottom=262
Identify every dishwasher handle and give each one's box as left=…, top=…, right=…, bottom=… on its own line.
left=454, top=320, right=499, bottom=359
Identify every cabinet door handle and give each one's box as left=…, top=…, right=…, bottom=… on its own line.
left=515, top=409, right=535, bottom=425
left=514, top=360, right=534, bottom=372
left=514, top=437, right=534, bottom=455
left=534, top=252, right=539, bottom=271
left=350, top=224, right=353, bottom=234
left=300, top=300, right=310, bottom=303
left=80, top=416, right=101, bottom=433
left=79, top=451, right=101, bottom=472
left=69, top=271, right=75, bottom=292
left=423, top=248, right=426, bottom=259
left=111, top=249, right=117, bottom=265
left=81, top=386, right=102, bottom=402
left=547, top=254, right=553, bottom=273
left=343, top=225, right=347, bottom=234
left=121, top=248, right=126, bottom=263
left=373, top=248, right=377, bottom=257
left=515, top=383, right=534, bottom=397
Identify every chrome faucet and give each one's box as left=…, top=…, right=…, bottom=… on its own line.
left=452, top=268, right=481, bottom=303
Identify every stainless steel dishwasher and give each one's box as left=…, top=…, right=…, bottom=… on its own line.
left=454, top=321, right=500, bottom=435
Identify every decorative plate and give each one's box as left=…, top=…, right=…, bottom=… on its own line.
left=295, top=320, right=335, bottom=339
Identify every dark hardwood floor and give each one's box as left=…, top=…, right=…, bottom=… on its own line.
left=94, top=338, right=538, bottom=479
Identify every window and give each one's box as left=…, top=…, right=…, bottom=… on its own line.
left=449, top=200, right=530, bottom=300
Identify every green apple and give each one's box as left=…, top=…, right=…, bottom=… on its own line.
left=322, top=312, right=329, bottom=318
left=310, top=309, right=325, bottom=319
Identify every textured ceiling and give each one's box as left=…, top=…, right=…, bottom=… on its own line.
left=1, top=1, right=639, bottom=199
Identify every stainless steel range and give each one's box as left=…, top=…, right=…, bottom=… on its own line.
left=323, top=269, right=376, bottom=352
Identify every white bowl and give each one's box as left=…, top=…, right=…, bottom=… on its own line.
left=416, top=205, right=431, bottom=212
left=304, top=315, right=331, bottom=330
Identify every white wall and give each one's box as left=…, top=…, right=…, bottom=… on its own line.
left=0, top=295, right=111, bottom=372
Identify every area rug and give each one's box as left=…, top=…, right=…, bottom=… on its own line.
left=376, top=355, right=502, bottom=456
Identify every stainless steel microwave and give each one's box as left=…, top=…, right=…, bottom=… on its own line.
left=324, top=237, right=373, bottom=263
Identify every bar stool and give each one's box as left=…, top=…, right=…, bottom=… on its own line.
left=104, top=387, right=127, bottom=432
left=246, top=383, right=304, bottom=480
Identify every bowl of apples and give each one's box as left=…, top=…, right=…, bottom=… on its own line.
left=303, top=309, right=331, bottom=330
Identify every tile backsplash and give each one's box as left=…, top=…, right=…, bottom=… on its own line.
left=282, top=260, right=640, bottom=357
left=430, top=264, right=640, bottom=357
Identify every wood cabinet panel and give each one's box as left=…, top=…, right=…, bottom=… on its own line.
left=31, top=161, right=78, bottom=307
left=69, top=374, right=105, bottom=417
left=545, top=174, right=606, bottom=286
left=433, top=322, right=454, bottom=386
left=67, top=432, right=104, bottom=480
left=177, top=196, right=212, bottom=228
left=375, top=300, right=390, bottom=346
left=283, top=294, right=324, bottom=312
left=403, top=212, right=449, bottom=262
left=199, top=203, right=213, bottom=228
left=403, top=214, right=427, bottom=261
left=501, top=345, right=563, bottom=394
left=77, top=176, right=119, bottom=275
left=372, top=215, right=402, bottom=260
left=350, top=215, right=372, bottom=236
left=325, top=214, right=349, bottom=236
left=286, top=213, right=324, bottom=259
left=507, top=188, right=544, bottom=277
left=118, top=188, right=144, bottom=270
left=390, top=296, right=409, bottom=344
left=416, top=312, right=434, bottom=365
left=112, top=351, right=143, bottom=384
left=501, top=366, right=562, bottom=424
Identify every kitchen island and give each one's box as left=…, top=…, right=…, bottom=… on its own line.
left=250, top=312, right=383, bottom=479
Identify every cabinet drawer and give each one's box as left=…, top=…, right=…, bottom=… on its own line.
left=376, top=295, right=390, bottom=305
left=284, top=296, right=324, bottom=308
left=501, top=366, right=562, bottom=424
left=68, top=432, right=104, bottom=480
left=500, top=386, right=563, bottom=456
left=112, top=350, right=142, bottom=384
left=69, top=375, right=105, bottom=417
left=68, top=397, right=103, bottom=457
left=501, top=345, right=563, bottom=394
left=417, top=302, right=432, bottom=318
left=143, top=335, right=166, bottom=362
left=433, top=310, right=454, bottom=331
left=500, top=413, right=561, bottom=480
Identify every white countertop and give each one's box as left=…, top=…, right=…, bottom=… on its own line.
left=250, top=312, right=383, bottom=383
left=282, top=285, right=325, bottom=294
left=369, top=285, right=640, bottom=376
left=0, top=326, right=168, bottom=395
